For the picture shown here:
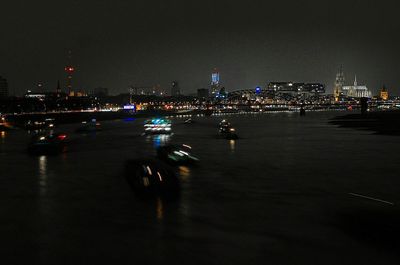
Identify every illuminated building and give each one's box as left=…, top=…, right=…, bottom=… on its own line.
left=211, top=68, right=220, bottom=96
left=333, top=66, right=345, bottom=101
left=0, top=76, right=8, bottom=98
left=380, top=85, right=388, bottom=100
left=75, top=90, right=87, bottom=97
left=171, top=81, right=180, bottom=96
left=267, top=82, right=325, bottom=94
left=342, top=75, right=372, bottom=98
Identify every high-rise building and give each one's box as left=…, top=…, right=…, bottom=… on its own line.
left=171, top=81, right=180, bottom=96
left=0, top=76, right=8, bottom=98
left=211, top=68, right=220, bottom=96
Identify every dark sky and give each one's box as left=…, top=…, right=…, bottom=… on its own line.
left=1, top=0, right=399, bottom=95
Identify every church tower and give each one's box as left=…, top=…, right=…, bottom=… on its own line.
left=380, top=85, right=389, bottom=100
left=333, top=66, right=345, bottom=101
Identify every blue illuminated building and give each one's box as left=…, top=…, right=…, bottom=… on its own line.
left=211, top=68, right=221, bottom=96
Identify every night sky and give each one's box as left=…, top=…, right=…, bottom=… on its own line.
left=1, top=0, right=399, bottom=95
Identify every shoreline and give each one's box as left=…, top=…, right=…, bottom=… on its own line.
left=4, top=108, right=400, bottom=136
left=4, top=108, right=350, bottom=127
left=330, top=110, right=400, bottom=135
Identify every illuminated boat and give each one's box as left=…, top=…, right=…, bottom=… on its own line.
left=218, top=119, right=232, bottom=133
left=144, top=118, right=172, bottom=134
left=219, top=119, right=231, bottom=127
left=25, top=118, right=55, bottom=130
left=28, top=133, right=68, bottom=155
left=157, top=144, right=199, bottom=165
left=76, top=119, right=102, bottom=133
left=0, top=115, right=11, bottom=131
left=218, top=119, right=238, bottom=139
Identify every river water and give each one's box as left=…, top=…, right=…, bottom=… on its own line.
left=1, top=111, right=399, bottom=265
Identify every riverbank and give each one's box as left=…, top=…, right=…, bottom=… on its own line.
left=330, top=110, right=400, bottom=135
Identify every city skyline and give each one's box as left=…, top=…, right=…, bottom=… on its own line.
left=1, top=0, right=399, bottom=95
left=0, top=65, right=387, bottom=97
left=2, top=2, right=400, bottom=264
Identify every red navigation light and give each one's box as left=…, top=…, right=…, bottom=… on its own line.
left=64, top=66, right=75, bottom=74
left=57, top=134, right=67, bottom=141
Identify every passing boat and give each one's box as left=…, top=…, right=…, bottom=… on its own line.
left=0, top=115, right=11, bottom=131
left=28, top=133, right=68, bottom=155
left=144, top=118, right=172, bottom=134
left=76, top=119, right=102, bottom=133
left=157, top=144, right=199, bottom=165
left=218, top=119, right=238, bottom=139
left=25, top=118, right=55, bottom=130
left=125, top=159, right=180, bottom=198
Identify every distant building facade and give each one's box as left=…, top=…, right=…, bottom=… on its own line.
left=0, top=76, right=8, bottom=98
left=267, top=82, right=325, bottom=94
left=342, top=75, right=372, bottom=98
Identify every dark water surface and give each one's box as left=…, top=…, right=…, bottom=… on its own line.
left=1, top=112, right=400, bottom=265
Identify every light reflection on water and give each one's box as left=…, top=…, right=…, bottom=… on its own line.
left=146, top=134, right=171, bottom=149
left=38, top=155, right=47, bottom=196
left=229, top=139, right=236, bottom=153
left=61, top=151, right=68, bottom=162
left=178, top=166, right=191, bottom=181
left=1, top=131, right=6, bottom=142
left=156, top=198, right=164, bottom=221
left=178, top=165, right=191, bottom=219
